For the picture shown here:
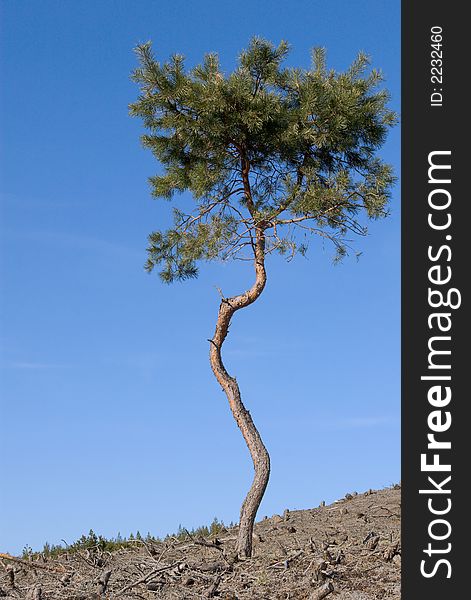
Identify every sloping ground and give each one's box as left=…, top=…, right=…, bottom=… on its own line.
left=0, top=485, right=401, bottom=600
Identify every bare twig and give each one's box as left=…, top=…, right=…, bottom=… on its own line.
left=116, top=561, right=180, bottom=595
left=0, top=553, right=66, bottom=574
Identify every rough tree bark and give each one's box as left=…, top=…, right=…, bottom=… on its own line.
left=209, top=228, right=270, bottom=559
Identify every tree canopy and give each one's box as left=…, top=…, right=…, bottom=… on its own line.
left=130, top=37, right=396, bottom=282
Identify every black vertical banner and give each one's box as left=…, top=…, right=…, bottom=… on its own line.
left=402, top=3, right=466, bottom=599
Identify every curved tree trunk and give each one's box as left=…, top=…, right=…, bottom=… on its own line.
left=209, top=231, right=270, bottom=558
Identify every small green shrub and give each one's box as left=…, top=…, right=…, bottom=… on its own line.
left=22, top=517, right=231, bottom=558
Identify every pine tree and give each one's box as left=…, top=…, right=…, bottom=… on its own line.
left=130, top=37, right=396, bottom=558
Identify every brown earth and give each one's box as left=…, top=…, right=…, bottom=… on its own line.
left=0, top=485, right=401, bottom=600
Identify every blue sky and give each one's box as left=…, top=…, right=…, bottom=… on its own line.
left=0, top=0, right=400, bottom=555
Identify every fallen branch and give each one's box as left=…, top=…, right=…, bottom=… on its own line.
left=97, top=570, right=111, bottom=594
left=206, top=574, right=222, bottom=598
left=115, top=561, right=180, bottom=595
left=268, top=549, right=304, bottom=569
left=0, top=553, right=66, bottom=574
left=309, top=581, right=334, bottom=600
left=27, top=586, right=42, bottom=600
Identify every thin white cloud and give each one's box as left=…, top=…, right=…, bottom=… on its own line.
left=2, top=361, right=71, bottom=370
left=267, top=414, right=398, bottom=432
left=3, top=229, right=142, bottom=262
left=0, top=191, right=82, bottom=210
left=341, top=416, right=397, bottom=428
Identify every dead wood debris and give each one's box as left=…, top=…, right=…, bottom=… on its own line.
left=1, top=486, right=400, bottom=599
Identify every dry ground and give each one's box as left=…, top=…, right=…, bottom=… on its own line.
left=0, top=485, right=401, bottom=600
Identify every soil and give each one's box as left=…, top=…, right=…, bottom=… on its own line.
left=0, top=485, right=401, bottom=600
